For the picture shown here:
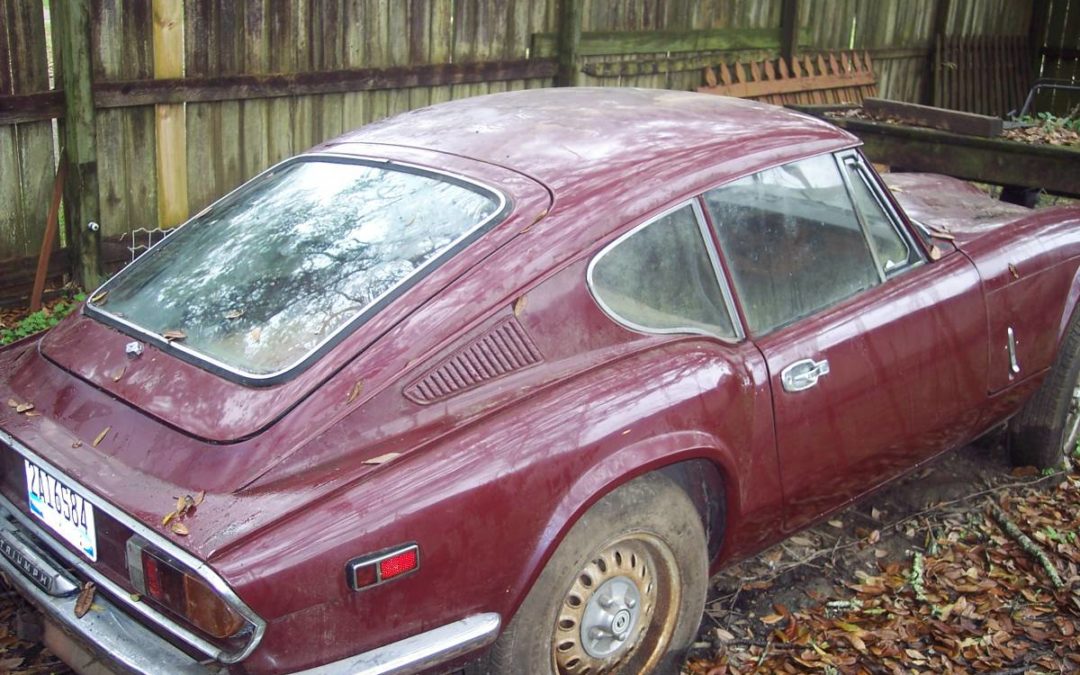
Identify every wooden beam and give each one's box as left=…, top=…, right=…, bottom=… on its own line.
left=53, top=0, right=102, bottom=289
left=0, top=91, right=63, bottom=125
left=780, top=0, right=799, bottom=63
left=152, top=0, right=188, bottom=229
left=532, top=28, right=803, bottom=58
left=835, top=117, right=1080, bottom=198
left=555, top=0, right=582, bottom=87
left=863, top=97, right=1003, bottom=137
left=30, top=155, right=68, bottom=312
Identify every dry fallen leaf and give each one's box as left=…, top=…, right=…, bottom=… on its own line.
left=362, top=452, right=402, bottom=465
left=171, top=521, right=189, bottom=536
left=1008, top=262, right=1021, bottom=280
left=74, top=582, right=96, bottom=618
left=520, top=208, right=549, bottom=234
left=162, top=329, right=186, bottom=342
left=193, top=490, right=205, bottom=506
left=249, top=327, right=262, bottom=343
left=346, top=379, right=364, bottom=404
left=110, top=365, right=127, bottom=382
left=176, top=494, right=195, bottom=517
left=223, top=308, right=244, bottom=320
left=92, top=426, right=110, bottom=447
left=513, top=295, right=527, bottom=317
left=71, top=440, right=83, bottom=448
left=15, top=402, right=33, bottom=414
left=25, top=410, right=41, bottom=417
left=6, top=399, right=17, bottom=409
left=89, top=290, right=108, bottom=305
left=162, top=510, right=176, bottom=527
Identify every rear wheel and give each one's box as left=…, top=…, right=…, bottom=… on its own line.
left=482, top=473, right=709, bottom=674
left=1009, top=311, right=1080, bottom=469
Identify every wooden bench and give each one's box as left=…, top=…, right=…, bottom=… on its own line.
left=698, top=51, right=877, bottom=106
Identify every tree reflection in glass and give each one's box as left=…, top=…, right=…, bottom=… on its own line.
left=98, top=160, right=501, bottom=376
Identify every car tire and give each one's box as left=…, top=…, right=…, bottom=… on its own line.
left=1008, top=310, right=1080, bottom=469
left=480, top=472, right=709, bottom=675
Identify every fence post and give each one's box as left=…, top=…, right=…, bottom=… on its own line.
left=780, top=0, right=799, bottom=64
left=555, top=0, right=582, bottom=86
left=153, top=0, right=188, bottom=229
left=54, top=0, right=102, bottom=290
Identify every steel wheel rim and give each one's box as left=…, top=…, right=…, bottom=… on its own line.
left=1064, top=381, right=1080, bottom=460
left=552, top=534, right=681, bottom=674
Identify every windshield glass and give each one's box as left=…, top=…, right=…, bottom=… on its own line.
left=91, top=158, right=504, bottom=378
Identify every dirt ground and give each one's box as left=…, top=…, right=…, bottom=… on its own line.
left=684, top=437, right=1080, bottom=674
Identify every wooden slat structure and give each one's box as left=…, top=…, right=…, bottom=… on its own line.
left=933, top=34, right=1031, bottom=116
left=698, top=51, right=877, bottom=105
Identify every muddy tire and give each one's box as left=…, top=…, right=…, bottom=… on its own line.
left=480, top=472, right=708, bottom=675
left=1008, top=311, right=1080, bottom=469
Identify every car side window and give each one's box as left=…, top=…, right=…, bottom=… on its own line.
left=704, top=154, right=880, bottom=335
left=840, top=156, right=919, bottom=275
left=589, top=203, right=738, bottom=339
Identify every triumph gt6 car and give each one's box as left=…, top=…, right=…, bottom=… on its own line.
left=1, top=88, right=1079, bottom=674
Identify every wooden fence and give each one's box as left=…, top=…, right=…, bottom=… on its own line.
left=0, top=0, right=1073, bottom=301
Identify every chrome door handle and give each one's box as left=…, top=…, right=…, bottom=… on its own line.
left=781, top=358, right=830, bottom=392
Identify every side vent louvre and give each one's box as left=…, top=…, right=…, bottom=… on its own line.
left=404, top=317, right=543, bottom=404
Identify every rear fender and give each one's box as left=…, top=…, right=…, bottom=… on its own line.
left=508, top=431, right=739, bottom=616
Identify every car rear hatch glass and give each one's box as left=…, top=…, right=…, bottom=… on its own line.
left=85, top=156, right=507, bottom=384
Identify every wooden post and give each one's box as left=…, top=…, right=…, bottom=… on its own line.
left=780, top=0, right=799, bottom=65
left=927, top=0, right=953, bottom=107
left=153, top=0, right=188, bottom=228
left=555, top=0, right=582, bottom=87
left=53, top=0, right=101, bottom=289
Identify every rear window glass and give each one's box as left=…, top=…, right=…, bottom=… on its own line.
left=90, top=159, right=504, bottom=379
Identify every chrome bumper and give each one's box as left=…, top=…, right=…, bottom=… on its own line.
left=0, top=504, right=210, bottom=674
left=293, top=613, right=500, bottom=675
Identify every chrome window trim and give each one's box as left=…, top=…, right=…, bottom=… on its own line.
left=836, top=150, right=924, bottom=277
left=585, top=199, right=745, bottom=343
left=0, top=429, right=265, bottom=663
left=83, top=152, right=511, bottom=387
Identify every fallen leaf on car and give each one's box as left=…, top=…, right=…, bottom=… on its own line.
left=176, top=494, right=195, bottom=517
left=162, top=329, right=186, bottom=342
left=1008, top=263, right=1021, bottom=280
left=513, top=295, right=527, bottom=317
left=15, top=402, right=33, bottom=414
left=92, top=426, right=110, bottom=447
left=74, top=582, right=96, bottom=618
left=89, top=290, right=108, bottom=305
left=71, top=440, right=82, bottom=448
left=171, top=521, right=189, bottom=536
left=110, top=365, right=127, bottom=382
left=362, top=452, right=402, bottom=465
left=223, top=308, right=244, bottom=320
left=162, top=510, right=176, bottom=527
left=194, top=490, right=205, bottom=506
left=249, top=327, right=262, bottom=343
left=346, top=379, right=364, bottom=404
left=519, top=208, right=549, bottom=234
left=6, top=399, right=17, bottom=409
left=25, top=410, right=41, bottom=417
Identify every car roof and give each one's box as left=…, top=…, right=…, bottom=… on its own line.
left=322, top=87, right=859, bottom=191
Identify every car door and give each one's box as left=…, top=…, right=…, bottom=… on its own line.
left=703, top=151, right=988, bottom=531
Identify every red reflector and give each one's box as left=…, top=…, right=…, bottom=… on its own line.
left=378, top=548, right=418, bottom=580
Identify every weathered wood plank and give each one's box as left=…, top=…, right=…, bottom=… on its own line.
left=532, top=27, right=805, bottom=58
left=153, top=0, right=188, bottom=228
left=837, top=116, right=1080, bottom=198
left=863, top=97, right=1003, bottom=137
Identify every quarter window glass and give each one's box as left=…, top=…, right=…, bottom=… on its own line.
left=590, top=205, right=736, bottom=338
left=705, top=154, right=879, bottom=334
left=843, top=160, right=915, bottom=274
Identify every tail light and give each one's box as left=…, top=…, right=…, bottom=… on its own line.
left=126, top=538, right=246, bottom=639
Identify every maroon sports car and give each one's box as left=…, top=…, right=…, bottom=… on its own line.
left=1, top=88, right=1079, bottom=674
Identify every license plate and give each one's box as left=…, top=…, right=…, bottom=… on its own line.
left=24, top=460, right=97, bottom=561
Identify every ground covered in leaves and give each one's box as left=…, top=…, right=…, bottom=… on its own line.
left=685, top=442, right=1080, bottom=674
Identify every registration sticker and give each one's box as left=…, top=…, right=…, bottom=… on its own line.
left=24, top=460, right=97, bottom=561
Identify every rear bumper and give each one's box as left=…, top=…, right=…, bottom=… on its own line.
left=0, top=503, right=210, bottom=674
